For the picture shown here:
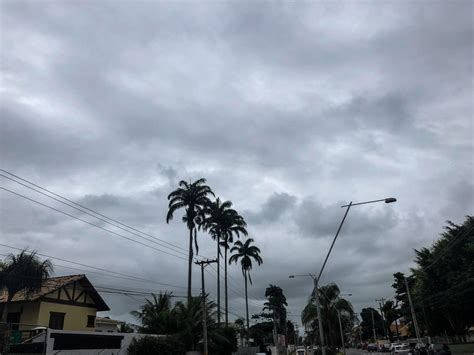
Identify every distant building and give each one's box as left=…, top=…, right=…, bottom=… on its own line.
left=95, top=317, right=125, bottom=333
left=390, top=317, right=411, bottom=338
left=0, top=274, right=109, bottom=331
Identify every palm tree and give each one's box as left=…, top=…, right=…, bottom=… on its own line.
left=204, top=198, right=247, bottom=325
left=166, top=178, right=214, bottom=302
left=173, top=296, right=217, bottom=351
left=131, top=292, right=176, bottom=334
left=302, top=283, right=354, bottom=348
left=229, top=238, right=262, bottom=331
left=0, top=250, right=53, bottom=322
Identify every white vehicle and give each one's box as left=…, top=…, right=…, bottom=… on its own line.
left=296, top=347, right=307, bottom=355
left=392, top=344, right=411, bottom=354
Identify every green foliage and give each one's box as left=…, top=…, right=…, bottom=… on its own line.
left=203, top=197, right=247, bottom=323
left=381, top=300, right=400, bottom=342
left=119, top=323, right=135, bottom=333
left=127, top=335, right=183, bottom=355
left=166, top=178, right=214, bottom=300
left=249, top=321, right=274, bottom=346
left=0, top=249, right=53, bottom=321
left=208, top=326, right=238, bottom=354
left=359, top=308, right=384, bottom=341
left=302, top=283, right=354, bottom=347
left=131, top=294, right=236, bottom=352
left=287, top=320, right=297, bottom=345
left=264, top=284, right=288, bottom=335
left=390, top=216, right=474, bottom=338
left=229, top=238, right=263, bottom=284
left=131, top=292, right=177, bottom=334
left=229, top=238, right=263, bottom=329
left=413, top=216, right=474, bottom=337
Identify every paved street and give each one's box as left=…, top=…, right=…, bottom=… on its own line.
left=346, top=349, right=386, bottom=355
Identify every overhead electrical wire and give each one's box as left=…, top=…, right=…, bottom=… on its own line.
left=0, top=186, right=188, bottom=261
left=0, top=170, right=267, bottom=311
left=0, top=243, right=187, bottom=290
left=0, top=169, right=188, bottom=254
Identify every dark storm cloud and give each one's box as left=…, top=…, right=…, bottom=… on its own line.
left=1, top=0, right=472, bottom=327
left=294, top=199, right=399, bottom=238
left=245, top=192, right=297, bottom=224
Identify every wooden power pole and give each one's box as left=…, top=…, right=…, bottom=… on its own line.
left=195, top=259, right=217, bottom=355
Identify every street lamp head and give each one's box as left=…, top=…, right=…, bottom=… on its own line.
left=289, top=275, right=295, bottom=279
left=384, top=197, right=397, bottom=204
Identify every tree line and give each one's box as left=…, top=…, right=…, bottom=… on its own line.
left=359, top=216, right=473, bottom=342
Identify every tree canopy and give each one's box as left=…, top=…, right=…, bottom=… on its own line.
left=390, top=216, right=474, bottom=339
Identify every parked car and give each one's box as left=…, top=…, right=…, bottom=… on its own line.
left=368, top=343, right=378, bottom=352
left=296, top=348, right=307, bottom=355
left=428, top=344, right=451, bottom=355
left=381, top=343, right=391, bottom=352
left=392, top=344, right=411, bottom=354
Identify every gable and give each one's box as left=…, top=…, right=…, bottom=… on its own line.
left=43, top=281, right=93, bottom=305
left=0, top=275, right=109, bottom=311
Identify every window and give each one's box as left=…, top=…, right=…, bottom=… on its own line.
left=49, top=312, right=65, bottom=330
left=87, top=315, right=96, bottom=328
left=6, top=312, right=21, bottom=330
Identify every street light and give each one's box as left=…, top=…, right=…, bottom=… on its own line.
left=290, top=197, right=397, bottom=355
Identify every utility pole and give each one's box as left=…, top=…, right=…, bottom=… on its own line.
left=337, top=309, right=346, bottom=355
left=195, top=259, right=217, bottom=355
left=404, top=277, right=421, bottom=343
left=376, top=298, right=387, bottom=338
left=371, top=309, right=377, bottom=341
left=357, top=317, right=363, bottom=344
left=295, top=324, right=299, bottom=346
left=270, top=305, right=279, bottom=347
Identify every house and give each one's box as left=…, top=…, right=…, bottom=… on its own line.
left=390, top=317, right=411, bottom=338
left=0, top=274, right=109, bottom=331
left=95, top=317, right=125, bottom=333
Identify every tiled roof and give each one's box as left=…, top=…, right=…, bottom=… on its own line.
left=0, top=274, right=109, bottom=311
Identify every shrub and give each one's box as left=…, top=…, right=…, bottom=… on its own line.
left=127, top=335, right=183, bottom=355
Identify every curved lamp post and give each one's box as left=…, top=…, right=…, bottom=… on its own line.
left=290, top=197, right=396, bottom=355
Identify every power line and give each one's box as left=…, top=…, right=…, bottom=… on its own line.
left=0, top=171, right=264, bottom=309
left=0, top=243, right=188, bottom=289
left=0, top=169, right=188, bottom=254
left=94, top=285, right=188, bottom=298
left=0, top=174, right=189, bottom=257
left=0, top=186, right=188, bottom=261
left=0, top=170, right=265, bottom=299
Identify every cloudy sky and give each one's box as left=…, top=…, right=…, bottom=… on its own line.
left=1, top=0, right=473, bottom=331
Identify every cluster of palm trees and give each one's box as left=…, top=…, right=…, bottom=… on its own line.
left=166, top=178, right=262, bottom=329
left=301, top=283, right=354, bottom=348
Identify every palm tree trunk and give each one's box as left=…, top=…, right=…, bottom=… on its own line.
left=245, top=270, right=249, bottom=332
left=216, top=238, right=221, bottom=324
left=224, top=247, right=229, bottom=326
left=1, top=294, right=13, bottom=323
left=187, top=227, right=194, bottom=303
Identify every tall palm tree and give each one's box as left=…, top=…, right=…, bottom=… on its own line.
left=220, top=212, right=247, bottom=325
left=166, top=178, right=214, bottom=302
left=302, top=283, right=354, bottom=347
left=229, top=238, right=262, bottom=331
left=0, top=250, right=53, bottom=322
left=204, top=198, right=247, bottom=325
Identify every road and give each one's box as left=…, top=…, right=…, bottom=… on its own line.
left=346, top=349, right=386, bottom=355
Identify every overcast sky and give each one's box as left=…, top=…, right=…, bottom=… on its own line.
left=1, top=0, right=473, bottom=331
